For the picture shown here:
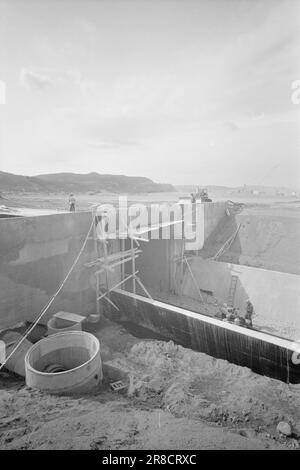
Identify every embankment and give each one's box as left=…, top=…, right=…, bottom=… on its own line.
left=200, top=205, right=300, bottom=274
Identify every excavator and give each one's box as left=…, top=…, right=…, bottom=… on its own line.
left=195, top=187, right=212, bottom=202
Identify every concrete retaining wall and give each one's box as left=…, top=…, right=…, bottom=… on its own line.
left=0, top=212, right=98, bottom=329
left=1, top=202, right=297, bottom=342
left=133, top=238, right=183, bottom=294
left=184, top=201, right=227, bottom=251
left=109, top=289, right=300, bottom=383
left=204, top=202, right=227, bottom=240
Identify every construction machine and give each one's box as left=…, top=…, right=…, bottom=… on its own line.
left=195, top=187, right=212, bottom=203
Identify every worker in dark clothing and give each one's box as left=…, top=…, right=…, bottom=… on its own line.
left=69, top=193, right=76, bottom=212
left=245, top=299, right=254, bottom=327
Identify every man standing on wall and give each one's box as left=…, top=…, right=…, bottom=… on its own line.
left=69, top=193, right=76, bottom=212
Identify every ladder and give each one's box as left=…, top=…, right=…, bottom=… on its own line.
left=227, top=275, right=238, bottom=307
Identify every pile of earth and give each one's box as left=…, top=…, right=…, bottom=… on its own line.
left=106, top=338, right=300, bottom=446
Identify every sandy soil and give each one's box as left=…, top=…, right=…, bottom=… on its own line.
left=0, top=320, right=299, bottom=450
left=1, top=191, right=299, bottom=449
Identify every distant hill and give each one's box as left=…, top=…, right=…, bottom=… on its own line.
left=0, top=172, right=46, bottom=192
left=0, top=171, right=175, bottom=193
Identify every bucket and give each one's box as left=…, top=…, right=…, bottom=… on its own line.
left=25, top=331, right=102, bottom=395
left=47, top=316, right=82, bottom=336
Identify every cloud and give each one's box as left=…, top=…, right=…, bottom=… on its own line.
left=20, top=67, right=53, bottom=91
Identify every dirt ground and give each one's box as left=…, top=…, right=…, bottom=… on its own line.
left=1, top=191, right=299, bottom=449
left=0, top=320, right=299, bottom=450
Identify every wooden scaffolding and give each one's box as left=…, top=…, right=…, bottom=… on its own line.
left=84, top=207, right=155, bottom=318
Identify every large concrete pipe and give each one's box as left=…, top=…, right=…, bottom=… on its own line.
left=1, top=331, right=33, bottom=376
left=25, top=331, right=102, bottom=394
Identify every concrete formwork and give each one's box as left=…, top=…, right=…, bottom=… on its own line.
left=0, top=203, right=298, bottom=345
left=204, top=201, right=228, bottom=240
left=132, top=238, right=183, bottom=295
left=0, top=212, right=99, bottom=329
left=183, top=201, right=228, bottom=251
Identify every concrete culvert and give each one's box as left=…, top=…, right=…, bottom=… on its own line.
left=1, top=331, right=33, bottom=377
left=25, top=331, right=102, bottom=395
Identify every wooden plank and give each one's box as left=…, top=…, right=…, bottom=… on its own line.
left=53, top=311, right=85, bottom=324
left=85, top=249, right=141, bottom=267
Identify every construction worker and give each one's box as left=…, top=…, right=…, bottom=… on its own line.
left=195, top=186, right=201, bottom=199
left=69, top=193, right=76, bottom=212
left=244, top=299, right=254, bottom=327
left=215, top=303, right=226, bottom=319
left=220, top=303, right=228, bottom=319
left=233, top=308, right=245, bottom=326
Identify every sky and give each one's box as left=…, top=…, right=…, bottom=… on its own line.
left=0, top=0, right=299, bottom=187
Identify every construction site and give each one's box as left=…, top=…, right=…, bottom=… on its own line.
left=1, top=0, right=299, bottom=454
left=0, top=196, right=300, bottom=450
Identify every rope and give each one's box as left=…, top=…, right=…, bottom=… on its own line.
left=0, top=216, right=95, bottom=372
left=211, top=223, right=241, bottom=261
left=184, top=256, right=204, bottom=302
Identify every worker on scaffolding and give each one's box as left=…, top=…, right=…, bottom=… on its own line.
left=69, top=193, right=76, bottom=212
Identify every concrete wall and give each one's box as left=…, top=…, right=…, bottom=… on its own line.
left=132, top=235, right=300, bottom=339
left=0, top=212, right=99, bottom=329
left=184, top=201, right=227, bottom=251
left=1, top=202, right=297, bottom=342
left=110, top=289, right=300, bottom=383
left=203, top=202, right=227, bottom=240
left=133, top=238, right=183, bottom=294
